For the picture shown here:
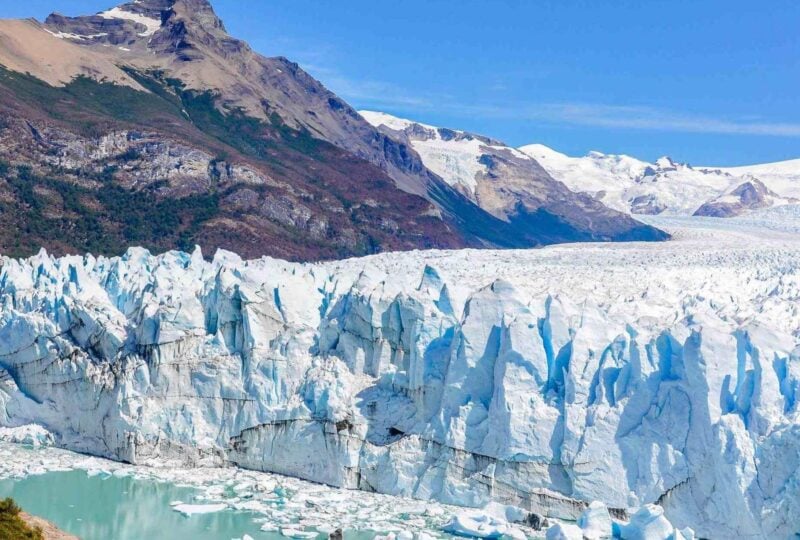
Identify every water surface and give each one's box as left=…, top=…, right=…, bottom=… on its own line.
left=0, top=470, right=273, bottom=539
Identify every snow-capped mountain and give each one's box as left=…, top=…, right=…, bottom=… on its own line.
left=361, top=111, right=666, bottom=243
left=362, top=110, right=799, bottom=223
left=1, top=212, right=800, bottom=538
left=520, top=144, right=799, bottom=217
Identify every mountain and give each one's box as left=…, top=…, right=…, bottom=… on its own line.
left=0, top=1, right=665, bottom=261
left=2, top=210, right=799, bottom=538
left=361, top=111, right=667, bottom=243
left=520, top=144, right=799, bottom=217
left=0, top=5, right=466, bottom=261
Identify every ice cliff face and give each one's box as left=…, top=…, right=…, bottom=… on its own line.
left=1, top=215, right=800, bottom=538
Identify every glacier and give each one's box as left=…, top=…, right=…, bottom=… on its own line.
left=1, top=213, right=800, bottom=539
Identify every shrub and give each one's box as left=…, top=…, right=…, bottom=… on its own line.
left=0, top=498, right=44, bottom=540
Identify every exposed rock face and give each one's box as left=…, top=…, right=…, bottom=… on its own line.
left=1, top=216, right=799, bottom=538
left=0, top=19, right=145, bottom=89
left=0, top=113, right=459, bottom=260
left=43, top=0, right=451, bottom=199
left=693, top=178, right=788, bottom=217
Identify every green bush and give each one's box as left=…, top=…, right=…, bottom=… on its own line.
left=1, top=165, right=222, bottom=258
left=0, top=498, right=44, bottom=540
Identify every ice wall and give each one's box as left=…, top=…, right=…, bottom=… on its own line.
left=1, top=243, right=799, bottom=538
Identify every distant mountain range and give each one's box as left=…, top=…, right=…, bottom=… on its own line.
left=360, top=111, right=664, bottom=244
left=521, top=144, right=800, bottom=218
left=363, top=111, right=800, bottom=221
left=0, top=0, right=665, bottom=260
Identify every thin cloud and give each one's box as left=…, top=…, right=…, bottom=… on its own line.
left=299, top=66, right=800, bottom=138
left=507, top=103, right=800, bottom=137
left=302, top=65, right=440, bottom=110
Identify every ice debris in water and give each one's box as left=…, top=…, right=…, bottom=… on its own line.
left=0, top=441, right=529, bottom=538
left=443, top=510, right=525, bottom=539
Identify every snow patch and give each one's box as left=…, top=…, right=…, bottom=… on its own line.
left=98, top=7, right=162, bottom=37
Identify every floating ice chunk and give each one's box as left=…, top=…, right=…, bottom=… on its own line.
left=615, top=504, right=675, bottom=540
left=480, top=501, right=540, bottom=529
left=545, top=523, right=584, bottom=540
left=171, top=503, right=227, bottom=516
left=280, top=528, right=317, bottom=538
left=577, top=501, right=613, bottom=539
left=0, top=425, right=54, bottom=447
left=442, top=510, right=525, bottom=539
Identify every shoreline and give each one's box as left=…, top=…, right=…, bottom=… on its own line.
left=20, top=512, right=79, bottom=540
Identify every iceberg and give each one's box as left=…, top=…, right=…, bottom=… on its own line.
left=546, top=502, right=697, bottom=540
left=171, top=503, right=228, bottom=516
left=1, top=214, right=800, bottom=538
left=545, top=523, right=584, bottom=540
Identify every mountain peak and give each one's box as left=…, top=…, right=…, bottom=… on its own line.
left=45, top=0, right=225, bottom=49
left=99, top=0, right=216, bottom=18
left=655, top=156, right=677, bottom=169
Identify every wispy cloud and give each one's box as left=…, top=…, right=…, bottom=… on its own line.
left=477, top=103, right=800, bottom=137
left=302, top=64, right=441, bottom=110
left=298, top=65, right=800, bottom=138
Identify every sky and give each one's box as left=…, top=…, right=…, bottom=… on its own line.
left=4, top=0, right=800, bottom=166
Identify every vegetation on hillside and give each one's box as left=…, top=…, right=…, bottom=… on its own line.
left=0, top=163, right=221, bottom=259
left=0, top=66, right=462, bottom=260
left=0, top=498, right=44, bottom=540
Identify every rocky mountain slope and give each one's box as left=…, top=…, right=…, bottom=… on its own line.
left=0, top=0, right=665, bottom=260
left=521, top=144, right=799, bottom=217
left=1, top=212, right=799, bottom=539
left=362, top=111, right=666, bottom=243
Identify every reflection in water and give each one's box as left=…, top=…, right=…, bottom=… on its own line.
left=0, top=470, right=273, bottom=540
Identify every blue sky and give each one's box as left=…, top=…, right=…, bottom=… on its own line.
left=5, top=0, right=800, bottom=165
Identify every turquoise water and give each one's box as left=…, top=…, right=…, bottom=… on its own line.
left=0, top=443, right=462, bottom=539
left=0, top=470, right=276, bottom=540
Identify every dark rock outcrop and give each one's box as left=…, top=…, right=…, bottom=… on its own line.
left=693, top=178, right=788, bottom=217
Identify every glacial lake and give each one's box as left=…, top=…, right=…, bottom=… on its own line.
left=0, top=470, right=269, bottom=540
left=0, top=442, right=467, bottom=539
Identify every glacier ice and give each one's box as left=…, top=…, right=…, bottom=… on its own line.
left=545, top=522, right=584, bottom=540
left=1, top=215, right=800, bottom=538
left=544, top=501, right=697, bottom=540
left=442, top=510, right=525, bottom=539
left=577, top=501, right=613, bottom=539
